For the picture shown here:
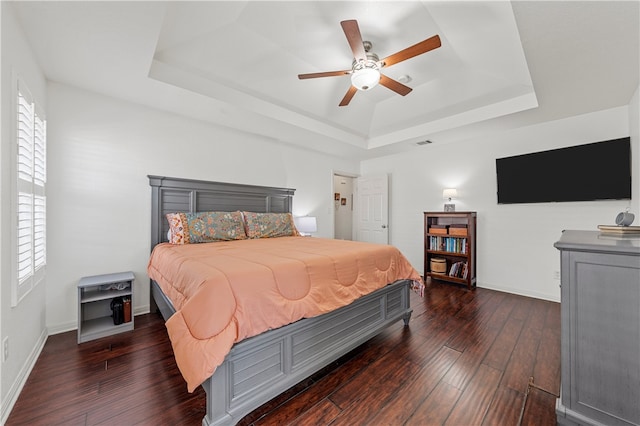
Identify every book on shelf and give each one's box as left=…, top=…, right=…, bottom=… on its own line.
left=448, top=262, right=458, bottom=277
left=449, top=223, right=468, bottom=228
left=429, top=236, right=467, bottom=254
left=448, top=261, right=469, bottom=279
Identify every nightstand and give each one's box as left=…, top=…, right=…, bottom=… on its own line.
left=77, top=271, right=134, bottom=343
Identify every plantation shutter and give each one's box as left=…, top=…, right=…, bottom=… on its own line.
left=14, top=80, right=46, bottom=304
left=33, top=110, right=47, bottom=270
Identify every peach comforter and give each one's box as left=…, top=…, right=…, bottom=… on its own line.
left=147, top=236, right=422, bottom=392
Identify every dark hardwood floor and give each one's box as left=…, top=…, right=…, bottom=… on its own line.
left=6, top=279, right=560, bottom=425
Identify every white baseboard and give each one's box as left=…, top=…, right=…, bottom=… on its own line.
left=134, top=304, right=150, bottom=316
left=477, top=281, right=560, bottom=303
left=47, top=303, right=151, bottom=336
left=47, top=320, right=77, bottom=336
left=1, top=327, right=48, bottom=425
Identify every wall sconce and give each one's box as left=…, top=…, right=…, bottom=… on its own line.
left=294, top=216, right=317, bottom=236
left=443, top=188, right=457, bottom=212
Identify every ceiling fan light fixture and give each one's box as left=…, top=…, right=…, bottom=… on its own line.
left=351, top=62, right=380, bottom=91
left=298, top=20, right=441, bottom=106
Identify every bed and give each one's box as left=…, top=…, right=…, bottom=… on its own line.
left=147, top=175, right=421, bottom=426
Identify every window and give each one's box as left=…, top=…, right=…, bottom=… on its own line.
left=13, top=79, right=46, bottom=305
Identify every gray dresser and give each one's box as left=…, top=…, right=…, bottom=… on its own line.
left=555, top=230, right=640, bottom=426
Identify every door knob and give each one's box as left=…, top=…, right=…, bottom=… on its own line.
left=381, top=225, right=387, bottom=229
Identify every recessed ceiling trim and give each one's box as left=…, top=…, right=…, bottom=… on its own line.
left=367, top=91, right=539, bottom=149
left=149, top=59, right=369, bottom=149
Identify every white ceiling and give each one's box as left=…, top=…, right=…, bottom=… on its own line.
left=10, top=1, right=640, bottom=159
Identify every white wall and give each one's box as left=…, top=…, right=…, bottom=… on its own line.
left=1, top=3, right=48, bottom=421
left=45, top=82, right=359, bottom=333
left=362, top=106, right=639, bottom=302
left=631, top=85, right=639, bottom=203
left=333, top=175, right=354, bottom=240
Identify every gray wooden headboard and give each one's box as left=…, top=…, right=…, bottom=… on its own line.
left=148, top=175, right=295, bottom=248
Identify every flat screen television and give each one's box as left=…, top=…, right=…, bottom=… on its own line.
left=496, top=137, right=631, bottom=204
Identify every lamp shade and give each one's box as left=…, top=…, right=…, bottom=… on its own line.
left=443, top=188, right=458, bottom=200
left=295, top=216, right=317, bottom=234
left=351, top=68, right=380, bottom=91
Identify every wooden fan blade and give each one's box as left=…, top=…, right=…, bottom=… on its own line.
left=298, top=70, right=351, bottom=80
left=339, top=86, right=358, bottom=107
left=341, top=20, right=366, bottom=61
left=380, top=35, right=441, bottom=68
left=379, top=74, right=412, bottom=96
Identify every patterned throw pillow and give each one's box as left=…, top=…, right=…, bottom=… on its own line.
left=165, top=211, right=247, bottom=244
left=242, top=212, right=300, bottom=239
left=166, top=213, right=187, bottom=244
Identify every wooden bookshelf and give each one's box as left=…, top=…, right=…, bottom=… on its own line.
left=424, top=211, right=477, bottom=289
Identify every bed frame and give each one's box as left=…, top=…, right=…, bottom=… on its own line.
left=148, top=175, right=413, bottom=426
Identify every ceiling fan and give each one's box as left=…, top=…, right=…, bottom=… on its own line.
left=298, top=19, right=441, bottom=107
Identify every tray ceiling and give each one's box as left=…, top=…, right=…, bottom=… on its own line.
left=11, top=1, right=639, bottom=158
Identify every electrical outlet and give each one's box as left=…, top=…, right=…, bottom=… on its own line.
left=2, top=337, right=8, bottom=362
left=553, top=270, right=561, bottom=280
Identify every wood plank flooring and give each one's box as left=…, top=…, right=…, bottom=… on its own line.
left=6, top=279, right=560, bottom=425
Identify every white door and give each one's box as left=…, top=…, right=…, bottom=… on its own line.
left=355, top=174, right=389, bottom=244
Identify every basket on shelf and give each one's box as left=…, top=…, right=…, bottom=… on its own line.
left=430, top=257, right=447, bottom=274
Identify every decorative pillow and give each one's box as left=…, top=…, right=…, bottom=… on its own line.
left=165, top=211, right=247, bottom=244
left=242, top=212, right=300, bottom=239
left=166, top=213, right=187, bottom=244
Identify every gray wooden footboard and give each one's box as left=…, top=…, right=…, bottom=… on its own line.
left=151, top=279, right=412, bottom=426
left=148, top=175, right=413, bottom=425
